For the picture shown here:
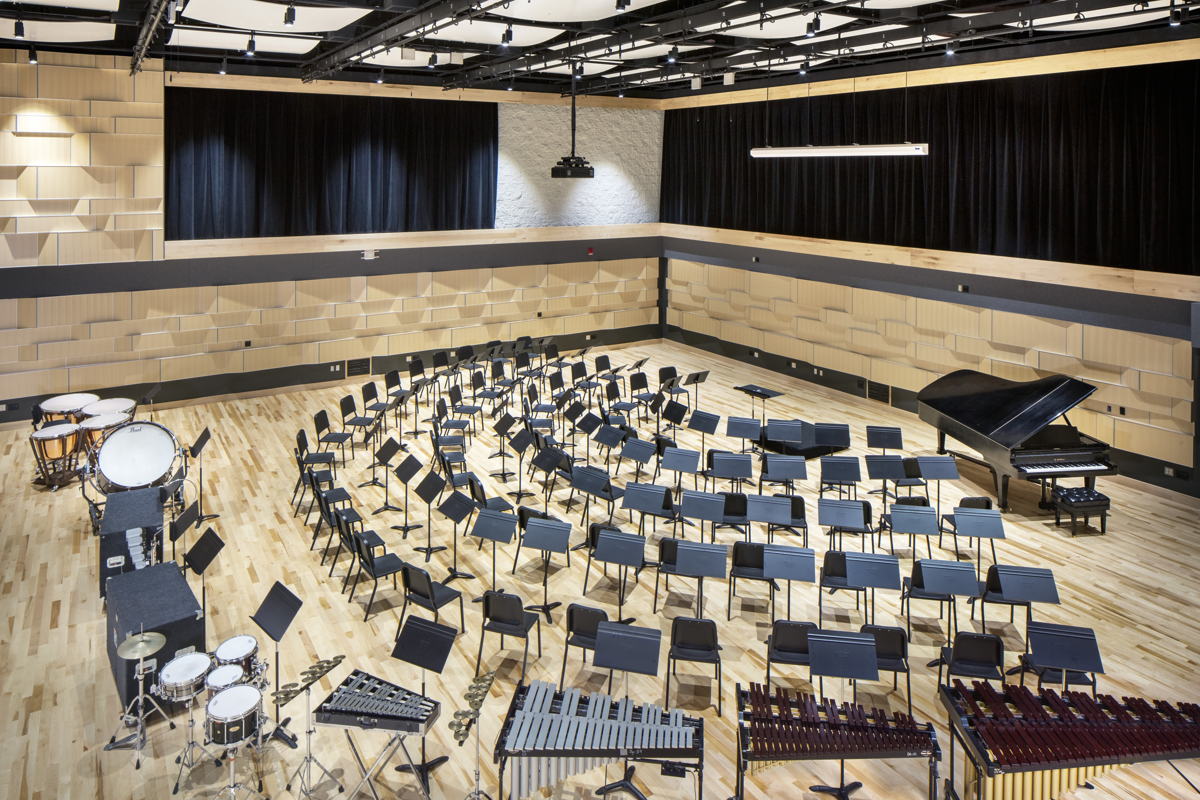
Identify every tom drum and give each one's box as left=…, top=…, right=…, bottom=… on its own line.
left=205, top=685, right=262, bottom=747
left=157, top=652, right=213, bottom=702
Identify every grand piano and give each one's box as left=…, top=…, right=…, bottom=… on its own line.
left=917, top=369, right=1116, bottom=509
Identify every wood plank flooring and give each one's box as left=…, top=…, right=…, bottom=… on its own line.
left=1, top=339, right=1198, bottom=800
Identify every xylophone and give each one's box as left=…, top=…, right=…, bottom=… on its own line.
left=941, top=680, right=1200, bottom=800
left=315, top=669, right=439, bottom=736
left=732, top=682, right=940, bottom=799
left=494, top=679, right=704, bottom=800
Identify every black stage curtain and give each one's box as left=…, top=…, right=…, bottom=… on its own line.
left=166, top=87, right=497, bottom=239
left=661, top=61, right=1199, bottom=275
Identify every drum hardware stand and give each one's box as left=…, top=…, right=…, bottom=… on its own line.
left=358, top=418, right=386, bottom=491
left=170, top=691, right=223, bottom=794
left=105, top=629, right=174, bottom=770
left=278, top=655, right=346, bottom=798
left=215, top=743, right=269, bottom=800
left=449, top=671, right=495, bottom=800
left=190, top=427, right=219, bottom=523
left=141, top=383, right=162, bottom=422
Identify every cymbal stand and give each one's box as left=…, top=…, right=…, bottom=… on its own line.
left=285, top=684, right=341, bottom=798
left=171, top=691, right=222, bottom=794
left=104, top=654, right=173, bottom=769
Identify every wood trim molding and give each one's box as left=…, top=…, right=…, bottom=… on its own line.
left=165, top=39, right=1198, bottom=112
left=165, top=223, right=1200, bottom=302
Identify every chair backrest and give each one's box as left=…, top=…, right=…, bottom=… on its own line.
left=605, top=380, right=620, bottom=402
left=339, top=394, right=356, bottom=422
left=433, top=350, right=449, bottom=369
left=385, top=369, right=400, bottom=391
left=449, top=385, right=464, bottom=406
left=549, top=370, right=564, bottom=392
left=456, top=345, right=475, bottom=363
left=402, top=563, right=434, bottom=600
left=587, top=522, right=619, bottom=549
left=895, top=495, right=929, bottom=507
left=732, top=540, right=764, bottom=569
left=952, top=632, right=1004, bottom=667
left=409, top=356, right=425, bottom=378
left=823, top=550, right=847, bottom=578
left=527, top=382, right=540, bottom=403
left=722, top=492, right=748, bottom=517
left=314, top=409, right=332, bottom=437
left=861, top=624, right=907, bottom=661
left=911, top=560, right=927, bottom=589
left=902, top=457, right=923, bottom=479
left=595, top=354, right=612, bottom=373
left=984, top=564, right=1003, bottom=592
left=483, top=591, right=525, bottom=625
left=571, top=361, right=586, bottom=381
left=659, top=537, right=680, bottom=566
left=960, top=496, right=993, bottom=510
left=471, top=370, right=485, bottom=391
left=515, top=351, right=531, bottom=370
left=363, top=381, right=378, bottom=403
left=671, top=617, right=718, bottom=653
left=629, top=372, right=648, bottom=393
left=296, top=428, right=312, bottom=456
left=545, top=343, right=560, bottom=361
left=491, top=359, right=506, bottom=380
left=654, top=435, right=675, bottom=457
left=467, top=475, right=487, bottom=506
left=518, top=505, right=549, bottom=530
left=771, top=620, right=817, bottom=654
left=566, top=604, right=608, bottom=638
left=789, top=495, right=807, bottom=522
left=659, top=366, right=677, bottom=383
left=858, top=499, right=873, bottom=526
left=435, top=397, right=448, bottom=420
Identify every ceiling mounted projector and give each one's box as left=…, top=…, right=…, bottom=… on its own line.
left=552, top=76, right=593, bottom=178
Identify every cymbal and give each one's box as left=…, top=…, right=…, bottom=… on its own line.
left=116, top=631, right=166, bottom=660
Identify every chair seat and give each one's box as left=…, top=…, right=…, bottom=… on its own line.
left=309, top=468, right=333, bottom=484
left=477, top=389, right=503, bottom=400
left=532, top=403, right=555, bottom=415
left=658, top=563, right=680, bottom=576
left=319, top=431, right=352, bottom=445
left=485, top=611, right=538, bottom=637
left=902, top=577, right=951, bottom=602
left=819, top=571, right=864, bottom=591
left=730, top=565, right=767, bottom=580
left=347, top=415, right=373, bottom=427
left=455, top=403, right=482, bottom=415
left=324, top=487, right=351, bottom=504
left=766, top=643, right=811, bottom=665
left=721, top=515, right=749, bottom=526
left=633, top=392, right=656, bottom=403
left=340, top=507, right=364, bottom=526
left=1019, top=654, right=1094, bottom=686
left=876, top=656, right=908, bottom=673
left=442, top=419, right=471, bottom=430
left=612, top=401, right=637, bottom=412
left=485, top=497, right=514, bottom=512
left=388, top=389, right=412, bottom=401
left=670, top=645, right=720, bottom=664
left=365, top=552, right=404, bottom=578
left=361, top=529, right=384, bottom=550
left=982, top=588, right=1029, bottom=607
left=940, top=647, right=1003, bottom=679
left=411, top=581, right=461, bottom=611
left=304, top=451, right=336, bottom=466
left=566, top=633, right=598, bottom=650
left=895, top=478, right=926, bottom=488
left=365, top=401, right=388, bottom=414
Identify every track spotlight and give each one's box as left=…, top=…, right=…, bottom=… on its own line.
left=945, top=40, right=955, bottom=55
left=805, top=21, right=815, bottom=37
left=723, top=72, right=735, bottom=86
left=218, top=56, right=227, bottom=74
left=691, top=76, right=701, bottom=90
left=427, top=53, right=437, bottom=68
left=501, top=23, right=512, bottom=47
left=572, top=63, right=583, bottom=80
left=14, top=18, right=25, bottom=39
left=284, top=3, right=296, bottom=27
left=798, top=60, right=808, bottom=75
left=27, top=46, right=37, bottom=65
left=375, top=69, right=384, bottom=84
left=615, top=0, right=631, bottom=10
left=812, top=13, right=821, bottom=33
left=617, top=90, right=624, bottom=97
left=666, top=45, right=678, bottom=63
left=1169, top=7, right=1182, bottom=25
left=245, top=33, right=256, bottom=56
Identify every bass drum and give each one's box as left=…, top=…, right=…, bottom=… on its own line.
left=96, top=421, right=180, bottom=493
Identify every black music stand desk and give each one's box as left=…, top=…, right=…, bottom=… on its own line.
left=844, top=552, right=901, bottom=625
left=438, top=490, right=477, bottom=583
left=949, top=507, right=1006, bottom=574
left=681, top=489, right=725, bottom=540
left=762, top=544, right=815, bottom=619
left=413, top=472, right=447, bottom=560
left=661, top=447, right=700, bottom=492
left=917, top=559, right=981, bottom=637
left=251, top=581, right=303, bottom=747
left=593, top=530, right=646, bottom=624
left=392, top=454, right=423, bottom=536
left=675, top=540, right=728, bottom=617
left=1023, top=621, right=1104, bottom=693
left=469, top=509, right=517, bottom=588
left=808, top=630, right=880, bottom=800
left=522, top=518, right=571, bottom=622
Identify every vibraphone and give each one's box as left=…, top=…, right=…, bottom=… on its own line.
left=732, top=682, right=940, bottom=800
left=494, top=680, right=704, bottom=800
left=941, top=680, right=1200, bottom=799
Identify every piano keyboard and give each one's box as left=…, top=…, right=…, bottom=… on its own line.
left=495, top=680, right=704, bottom=800
left=1019, top=462, right=1109, bottom=475
left=315, top=669, right=439, bottom=735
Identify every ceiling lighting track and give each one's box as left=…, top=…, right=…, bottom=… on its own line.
left=131, top=0, right=174, bottom=75
left=751, top=143, right=929, bottom=157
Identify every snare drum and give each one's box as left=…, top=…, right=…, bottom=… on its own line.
left=79, top=413, right=131, bottom=453
left=96, top=421, right=180, bottom=493
left=158, top=652, right=213, bottom=702
left=30, top=424, right=82, bottom=489
left=205, top=664, right=245, bottom=700
left=205, top=685, right=262, bottom=747
left=39, top=392, right=99, bottom=423
left=214, top=634, right=259, bottom=675
left=81, top=397, right=136, bottom=419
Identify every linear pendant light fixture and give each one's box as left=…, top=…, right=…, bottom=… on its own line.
left=751, top=143, right=928, bottom=157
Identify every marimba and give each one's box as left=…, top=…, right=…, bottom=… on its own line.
left=494, top=679, right=704, bottom=800
left=732, top=682, right=940, bottom=799
left=941, top=680, right=1200, bottom=799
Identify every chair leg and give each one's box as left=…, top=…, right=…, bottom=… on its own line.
left=653, top=571, right=660, bottom=613
left=906, top=670, right=912, bottom=717
left=364, top=578, right=377, bottom=621
left=475, top=630, right=486, bottom=677
left=716, top=661, right=723, bottom=716
left=665, top=658, right=672, bottom=708
left=560, top=643, right=569, bottom=686
left=520, top=636, right=529, bottom=683
left=765, top=658, right=771, bottom=688
left=397, top=597, right=408, bottom=641
left=458, top=596, right=465, bottom=632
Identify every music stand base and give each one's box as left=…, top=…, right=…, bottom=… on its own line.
left=267, top=718, right=299, bottom=749
left=395, top=754, right=449, bottom=788
left=374, top=503, right=403, bottom=515
left=597, top=765, right=648, bottom=800
left=358, top=478, right=386, bottom=490
left=445, top=568, right=475, bottom=584
left=199, top=513, right=220, bottom=522
left=392, top=523, right=422, bottom=535
left=414, top=546, right=447, bottom=560
left=810, top=783, right=863, bottom=800
left=506, top=490, right=534, bottom=500
left=526, top=601, right=561, bottom=623
left=490, top=470, right=515, bottom=481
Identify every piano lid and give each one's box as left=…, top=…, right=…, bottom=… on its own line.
left=916, top=369, right=1097, bottom=450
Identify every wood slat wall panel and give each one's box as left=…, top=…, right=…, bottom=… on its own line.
left=669, top=259, right=1195, bottom=466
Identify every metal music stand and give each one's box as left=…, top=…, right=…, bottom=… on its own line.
left=574, top=412, right=602, bottom=462
left=622, top=482, right=671, bottom=536
left=747, top=494, right=792, bottom=544
left=506, top=428, right=535, bottom=500
left=843, top=552, right=902, bottom=625
left=683, top=371, right=709, bottom=408
left=469, top=509, right=517, bottom=588
left=521, top=518, right=571, bottom=622
left=140, top=382, right=162, bottom=422
left=660, top=447, right=700, bottom=494
left=992, top=565, right=1060, bottom=650
left=189, top=427, right=218, bottom=523
left=807, top=630, right=880, bottom=800
left=709, top=452, right=753, bottom=493
left=761, top=454, right=807, bottom=495
left=413, top=471, right=448, bottom=561
left=762, top=544, right=815, bottom=620
left=357, top=417, right=387, bottom=490
left=662, top=399, right=687, bottom=433
left=491, top=413, right=517, bottom=480
left=916, top=559, right=981, bottom=639
left=865, top=426, right=904, bottom=453
left=820, top=456, right=862, bottom=500
left=818, top=498, right=871, bottom=551
left=865, top=454, right=907, bottom=502
left=1023, top=621, right=1104, bottom=694
left=680, top=489, right=725, bottom=542
left=888, top=504, right=940, bottom=559
left=169, top=499, right=199, bottom=563
left=765, top=419, right=809, bottom=446
left=675, top=540, right=728, bottom=617
left=530, top=446, right=564, bottom=510
left=686, top=409, right=719, bottom=460
left=593, top=621, right=663, bottom=800
left=593, top=424, right=625, bottom=469
left=183, top=527, right=224, bottom=640
left=916, top=455, right=960, bottom=519
left=949, top=506, right=1006, bottom=575
left=369, top=437, right=404, bottom=513
left=734, top=384, right=782, bottom=422
left=571, top=466, right=621, bottom=524
left=438, top=490, right=476, bottom=584
left=725, top=416, right=762, bottom=453
left=384, top=616, right=457, bottom=798
left=392, top=454, right=423, bottom=537
left=617, top=438, right=655, bottom=483
left=250, top=581, right=303, bottom=748
left=594, top=530, right=645, bottom=624
left=408, top=377, right=436, bottom=437
left=814, top=423, right=851, bottom=452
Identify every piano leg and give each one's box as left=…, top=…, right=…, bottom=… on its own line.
left=997, top=474, right=1010, bottom=510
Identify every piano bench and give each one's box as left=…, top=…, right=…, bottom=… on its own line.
left=1052, top=487, right=1109, bottom=535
